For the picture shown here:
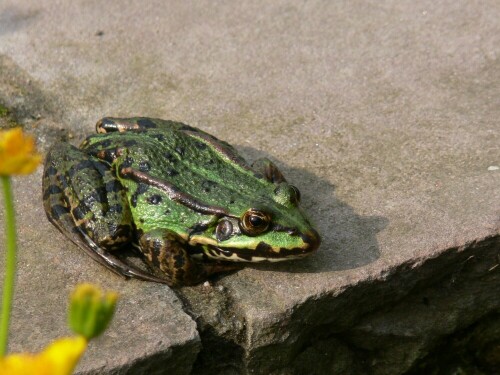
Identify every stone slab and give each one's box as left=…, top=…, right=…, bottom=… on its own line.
left=0, top=1, right=499, bottom=374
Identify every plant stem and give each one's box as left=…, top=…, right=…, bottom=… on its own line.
left=0, top=176, right=16, bottom=356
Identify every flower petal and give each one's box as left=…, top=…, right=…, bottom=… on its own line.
left=0, top=128, right=41, bottom=176
left=0, top=336, right=87, bottom=375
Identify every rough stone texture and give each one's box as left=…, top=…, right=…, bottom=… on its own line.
left=0, top=1, right=499, bottom=374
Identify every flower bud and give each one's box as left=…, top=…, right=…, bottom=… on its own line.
left=68, top=284, right=118, bottom=340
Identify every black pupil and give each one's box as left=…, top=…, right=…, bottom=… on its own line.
left=249, top=215, right=265, bottom=227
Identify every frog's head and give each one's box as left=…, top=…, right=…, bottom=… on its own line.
left=189, top=183, right=320, bottom=262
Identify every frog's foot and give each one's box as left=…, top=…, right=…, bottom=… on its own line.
left=251, top=158, right=287, bottom=184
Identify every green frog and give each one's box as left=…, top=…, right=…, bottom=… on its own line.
left=43, top=117, right=320, bottom=286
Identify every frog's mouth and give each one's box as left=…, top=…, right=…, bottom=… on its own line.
left=205, top=229, right=320, bottom=262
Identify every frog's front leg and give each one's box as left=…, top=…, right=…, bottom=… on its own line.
left=139, top=229, right=241, bottom=286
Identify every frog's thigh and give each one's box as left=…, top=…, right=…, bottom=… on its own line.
left=251, top=157, right=287, bottom=184
left=44, top=143, right=132, bottom=249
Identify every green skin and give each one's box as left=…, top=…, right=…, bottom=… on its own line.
left=43, top=117, right=320, bottom=286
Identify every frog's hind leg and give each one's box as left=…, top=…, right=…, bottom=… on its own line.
left=43, top=143, right=168, bottom=283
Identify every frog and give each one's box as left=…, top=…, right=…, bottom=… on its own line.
left=42, top=117, right=320, bottom=286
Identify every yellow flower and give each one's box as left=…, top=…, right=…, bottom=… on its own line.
left=0, top=336, right=87, bottom=375
left=0, top=128, right=41, bottom=176
left=69, top=284, right=118, bottom=340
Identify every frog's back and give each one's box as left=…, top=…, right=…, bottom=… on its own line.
left=83, top=123, right=273, bottom=218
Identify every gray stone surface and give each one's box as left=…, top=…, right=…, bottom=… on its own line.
left=0, top=1, right=499, bottom=374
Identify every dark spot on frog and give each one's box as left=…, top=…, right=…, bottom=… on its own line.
left=105, top=180, right=122, bottom=193
left=164, top=152, right=176, bottom=163
left=201, top=180, right=217, bottom=193
left=123, top=139, right=138, bottom=147
left=99, top=139, right=112, bottom=148
left=95, top=30, right=104, bottom=37
left=139, top=161, right=151, bottom=172
left=68, top=160, right=95, bottom=178
left=44, top=165, right=58, bottom=177
left=108, top=204, right=123, bottom=214
left=137, top=118, right=157, bottom=129
left=174, top=254, right=185, bottom=268
left=166, top=168, right=179, bottom=177
left=82, top=186, right=107, bottom=206
left=175, top=146, right=185, bottom=156
left=188, top=245, right=204, bottom=256
left=71, top=204, right=88, bottom=221
left=229, top=198, right=235, bottom=204
left=174, top=268, right=185, bottom=282
left=149, top=133, right=166, bottom=142
left=147, top=194, right=162, bottom=205
left=92, top=160, right=109, bottom=177
left=120, top=156, right=134, bottom=169
left=50, top=204, right=69, bottom=220
left=148, top=241, right=162, bottom=268
left=43, top=184, right=63, bottom=200
left=164, top=209, right=171, bottom=215
left=130, top=183, right=149, bottom=207
left=195, top=141, right=207, bottom=150
left=256, top=242, right=273, bottom=254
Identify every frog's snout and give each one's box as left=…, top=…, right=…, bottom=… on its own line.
left=301, top=229, right=321, bottom=253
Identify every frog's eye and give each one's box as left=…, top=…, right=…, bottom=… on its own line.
left=240, top=209, right=271, bottom=236
left=216, top=219, right=233, bottom=241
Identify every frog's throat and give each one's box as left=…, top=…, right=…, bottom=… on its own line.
left=119, top=167, right=236, bottom=217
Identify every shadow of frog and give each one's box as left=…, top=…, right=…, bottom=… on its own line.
left=237, top=146, right=388, bottom=274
